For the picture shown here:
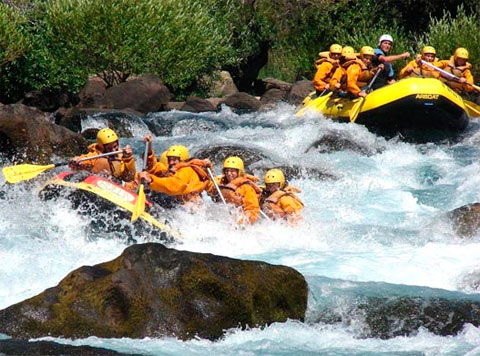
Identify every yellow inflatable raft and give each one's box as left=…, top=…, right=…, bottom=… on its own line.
left=39, top=171, right=181, bottom=242
left=297, top=77, right=474, bottom=140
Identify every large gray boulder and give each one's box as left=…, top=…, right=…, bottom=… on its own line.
left=77, top=77, right=113, bottom=109
left=287, top=80, right=314, bottom=106
left=22, top=89, right=78, bottom=112
left=206, top=70, right=238, bottom=97
left=221, top=92, right=261, bottom=114
left=0, top=243, right=307, bottom=341
left=0, top=104, right=87, bottom=163
left=105, top=74, right=173, bottom=114
left=261, top=77, right=293, bottom=92
left=260, top=88, right=288, bottom=110
left=180, top=96, right=217, bottom=113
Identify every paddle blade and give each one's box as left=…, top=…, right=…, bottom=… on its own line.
left=296, top=92, right=332, bottom=117
left=349, top=97, right=365, bottom=123
left=131, top=184, right=146, bottom=222
left=312, top=92, right=333, bottom=111
left=464, top=100, right=480, bottom=117
left=2, top=163, right=56, bottom=184
left=301, top=90, right=316, bottom=105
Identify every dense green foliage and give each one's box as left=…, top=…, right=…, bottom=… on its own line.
left=0, top=0, right=235, bottom=101
left=0, top=0, right=478, bottom=102
left=416, top=6, right=480, bottom=79
left=259, top=0, right=479, bottom=82
left=0, top=3, right=30, bottom=68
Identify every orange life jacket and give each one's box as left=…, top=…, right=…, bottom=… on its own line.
left=147, top=158, right=210, bottom=204
left=261, top=186, right=304, bottom=222
left=440, top=56, right=474, bottom=93
left=413, top=56, right=441, bottom=78
left=264, top=186, right=302, bottom=204
left=75, top=143, right=136, bottom=183
left=443, top=56, right=472, bottom=78
left=218, top=174, right=262, bottom=206
left=344, top=59, right=375, bottom=93
left=168, top=159, right=210, bottom=203
left=315, top=52, right=339, bottom=67
left=313, top=56, right=340, bottom=91
left=173, top=159, right=210, bottom=182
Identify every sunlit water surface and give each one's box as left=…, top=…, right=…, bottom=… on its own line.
left=2, top=105, right=480, bottom=355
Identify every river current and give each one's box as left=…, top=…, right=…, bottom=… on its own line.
left=2, top=104, right=480, bottom=355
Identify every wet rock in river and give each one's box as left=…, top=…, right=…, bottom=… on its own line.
left=0, top=339, right=139, bottom=356
left=194, top=144, right=268, bottom=168
left=308, top=277, right=480, bottom=339
left=448, top=202, right=480, bottom=238
left=0, top=243, right=307, bottom=341
left=0, top=104, right=87, bottom=163
left=307, top=131, right=384, bottom=156
left=220, top=92, right=261, bottom=114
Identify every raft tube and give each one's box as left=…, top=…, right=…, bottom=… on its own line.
left=38, top=171, right=180, bottom=242
left=297, top=77, right=470, bottom=141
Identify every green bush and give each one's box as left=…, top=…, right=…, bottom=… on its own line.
left=0, top=3, right=30, bottom=68
left=1, top=0, right=479, bottom=102
left=258, top=0, right=414, bottom=82
left=333, top=21, right=414, bottom=77
left=416, top=5, right=480, bottom=80
left=2, top=0, right=235, bottom=96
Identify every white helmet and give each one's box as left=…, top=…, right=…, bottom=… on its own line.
left=378, top=34, right=393, bottom=46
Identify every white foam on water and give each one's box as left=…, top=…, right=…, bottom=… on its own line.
left=38, top=321, right=480, bottom=355
left=2, top=106, right=480, bottom=354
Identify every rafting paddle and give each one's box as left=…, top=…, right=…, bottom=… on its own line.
left=419, top=60, right=480, bottom=117
left=131, top=142, right=149, bottom=222
left=349, top=68, right=382, bottom=123
left=419, top=60, right=480, bottom=92
left=2, top=150, right=123, bottom=184
left=301, top=90, right=317, bottom=106
left=207, top=167, right=227, bottom=205
left=296, top=89, right=332, bottom=117
left=464, top=100, right=480, bottom=117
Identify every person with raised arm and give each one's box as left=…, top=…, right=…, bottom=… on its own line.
left=69, top=128, right=136, bottom=183
left=372, top=34, right=410, bottom=88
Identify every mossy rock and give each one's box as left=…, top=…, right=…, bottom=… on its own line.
left=0, top=243, right=307, bottom=340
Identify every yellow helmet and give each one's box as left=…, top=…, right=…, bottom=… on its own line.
left=341, top=46, right=355, bottom=57
left=223, top=156, right=244, bottom=175
left=454, top=47, right=469, bottom=60
left=96, top=128, right=118, bottom=149
left=264, top=169, right=285, bottom=189
left=360, top=46, right=374, bottom=58
left=166, top=145, right=189, bottom=162
left=421, top=46, right=436, bottom=55
left=329, top=43, right=342, bottom=54
left=160, top=150, right=168, bottom=165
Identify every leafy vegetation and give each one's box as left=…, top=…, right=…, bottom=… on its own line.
left=0, top=0, right=478, bottom=102
left=416, top=6, right=480, bottom=79
left=0, top=3, right=30, bottom=68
